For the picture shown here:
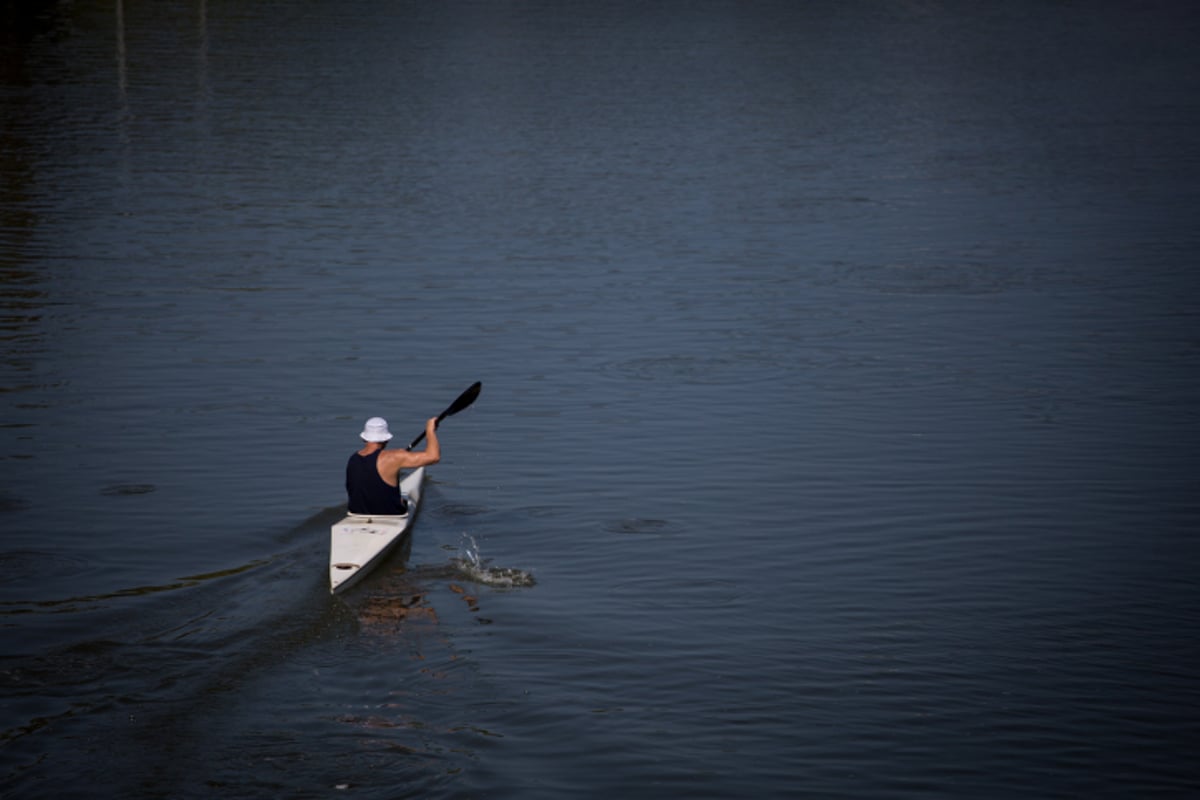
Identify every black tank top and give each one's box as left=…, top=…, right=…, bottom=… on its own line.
left=345, top=450, right=409, bottom=515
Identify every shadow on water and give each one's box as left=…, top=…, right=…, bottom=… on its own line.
left=0, top=559, right=270, bottom=615
left=0, top=505, right=344, bottom=618
left=1, top=507, right=535, bottom=796
left=0, top=507, right=341, bottom=789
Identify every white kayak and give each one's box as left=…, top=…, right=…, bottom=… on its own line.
left=329, top=467, right=425, bottom=594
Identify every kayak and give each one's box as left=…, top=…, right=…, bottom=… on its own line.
left=329, top=466, right=425, bottom=594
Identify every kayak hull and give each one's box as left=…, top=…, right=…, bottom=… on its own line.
left=329, top=467, right=425, bottom=594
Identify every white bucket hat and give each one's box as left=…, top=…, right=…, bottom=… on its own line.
left=359, top=417, right=393, bottom=442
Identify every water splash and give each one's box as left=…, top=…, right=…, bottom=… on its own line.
left=451, top=534, right=536, bottom=589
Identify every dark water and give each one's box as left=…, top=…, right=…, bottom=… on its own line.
left=3, top=1, right=1199, bottom=797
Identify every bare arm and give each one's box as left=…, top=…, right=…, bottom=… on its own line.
left=377, top=417, right=440, bottom=481
left=414, top=416, right=440, bottom=466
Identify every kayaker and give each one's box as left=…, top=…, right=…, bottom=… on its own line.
left=346, top=416, right=440, bottom=515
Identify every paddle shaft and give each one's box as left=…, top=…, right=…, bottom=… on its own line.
left=406, top=382, right=482, bottom=451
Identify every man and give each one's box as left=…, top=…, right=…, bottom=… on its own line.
left=346, top=416, right=440, bottom=515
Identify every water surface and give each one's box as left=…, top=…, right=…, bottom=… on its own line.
left=2, top=1, right=1199, bottom=797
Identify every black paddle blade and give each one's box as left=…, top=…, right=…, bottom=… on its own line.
left=406, top=382, right=482, bottom=450
left=440, top=381, right=482, bottom=421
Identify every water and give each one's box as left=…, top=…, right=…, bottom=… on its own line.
left=3, top=0, right=1199, bottom=797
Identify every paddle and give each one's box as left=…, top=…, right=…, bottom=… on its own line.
left=405, top=381, right=482, bottom=451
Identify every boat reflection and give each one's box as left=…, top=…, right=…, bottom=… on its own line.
left=347, top=535, right=534, bottom=636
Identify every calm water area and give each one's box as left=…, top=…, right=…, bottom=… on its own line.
left=2, top=1, right=1199, bottom=797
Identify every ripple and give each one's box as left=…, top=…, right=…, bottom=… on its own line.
left=0, top=492, right=30, bottom=512
left=831, top=260, right=1033, bottom=296
left=0, top=549, right=89, bottom=575
left=601, top=353, right=778, bottom=386
left=434, top=502, right=491, bottom=518
left=609, top=577, right=744, bottom=609
left=100, top=484, right=157, bottom=497
left=603, top=518, right=679, bottom=536
left=0, top=550, right=91, bottom=598
left=513, top=505, right=567, bottom=519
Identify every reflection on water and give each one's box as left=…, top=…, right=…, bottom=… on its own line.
left=358, top=590, right=439, bottom=633
left=349, top=534, right=535, bottom=636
